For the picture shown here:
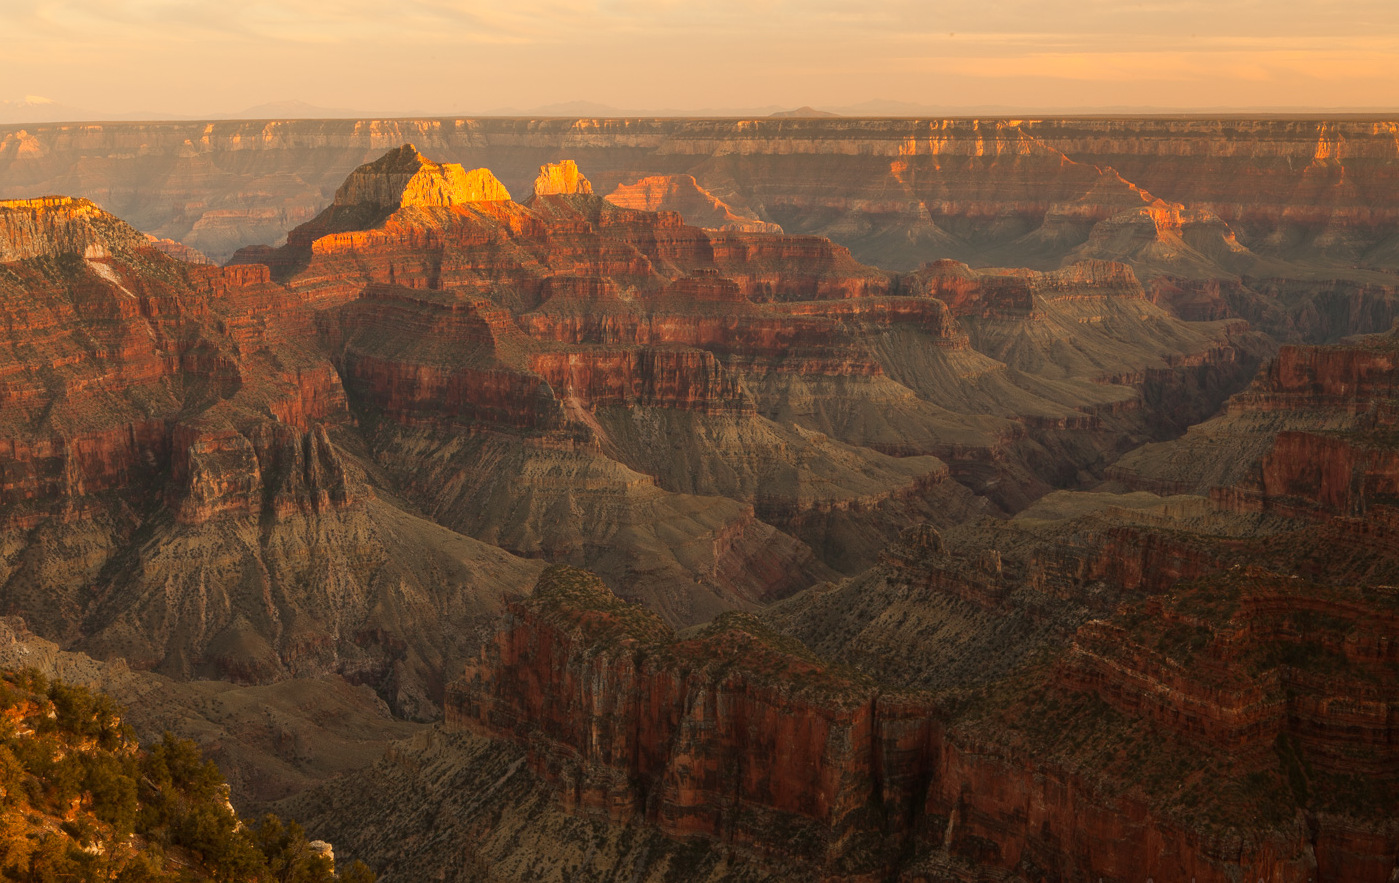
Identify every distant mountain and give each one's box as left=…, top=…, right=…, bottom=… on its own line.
left=6, top=95, right=1399, bottom=126
left=522, top=100, right=628, bottom=117
left=0, top=95, right=195, bottom=124
left=0, top=95, right=98, bottom=125
left=483, top=100, right=794, bottom=118
left=216, top=99, right=376, bottom=120
left=769, top=105, right=841, bottom=118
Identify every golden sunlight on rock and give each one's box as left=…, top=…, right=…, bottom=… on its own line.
left=333, top=143, right=511, bottom=210
left=531, top=159, right=593, bottom=197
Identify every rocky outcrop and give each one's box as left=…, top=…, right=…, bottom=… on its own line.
left=1237, top=340, right=1399, bottom=414
left=0, top=196, right=149, bottom=261
left=1062, top=582, right=1399, bottom=773
left=1113, top=329, right=1399, bottom=498
left=1253, top=431, right=1399, bottom=516
left=449, top=566, right=941, bottom=871
left=605, top=175, right=781, bottom=233
left=532, top=160, right=592, bottom=198
left=530, top=348, right=751, bottom=414
left=167, top=421, right=352, bottom=525
left=0, top=192, right=546, bottom=715
left=332, top=143, right=512, bottom=210
left=449, top=565, right=1399, bottom=882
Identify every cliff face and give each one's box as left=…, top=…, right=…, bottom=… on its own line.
left=532, top=160, right=592, bottom=197
left=1113, top=327, right=1399, bottom=509
left=0, top=196, right=150, bottom=261
left=4, top=117, right=1398, bottom=343
left=1061, top=583, right=1399, bottom=775
left=753, top=384, right=1399, bottom=881
left=604, top=174, right=781, bottom=233
left=5, top=137, right=1399, bottom=881
left=220, top=146, right=1257, bottom=610
left=332, top=144, right=512, bottom=210
left=0, top=193, right=547, bottom=717
left=449, top=566, right=1399, bottom=882
left=448, top=566, right=942, bottom=872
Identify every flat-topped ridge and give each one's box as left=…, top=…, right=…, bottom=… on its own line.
left=0, top=194, right=147, bottom=262
left=532, top=159, right=593, bottom=198
left=0, top=195, right=98, bottom=212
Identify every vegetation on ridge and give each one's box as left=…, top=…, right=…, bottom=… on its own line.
left=0, top=668, right=375, bottom=882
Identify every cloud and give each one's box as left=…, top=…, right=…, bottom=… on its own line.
left=0, top=0, right=1394, bottom=114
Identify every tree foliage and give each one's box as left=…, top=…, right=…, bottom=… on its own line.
left=0, top=668, right=375, bottom=882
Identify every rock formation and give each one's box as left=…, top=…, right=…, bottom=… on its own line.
left=444, top=565, right=1399, bottom=881
left=227, top=147, right=1260, bottom=608
left=0, top=148, right=1276, bottom=701
left=5, top=140, right=1398, bottom=881
left=333, top=144, right=511, bottom=210
left=532, top=159, right=592, bottom=197
left=5, top=117, right=1399, bottom=346
left=604, top=174, right=781, bottom=233
left=1112, top=325, right=1399, bottom=503
left=0, top=191, right=546, bottom=718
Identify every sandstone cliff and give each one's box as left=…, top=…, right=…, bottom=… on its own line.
left=3, top=136, right=1399, bottom=883
left=1111, top=326, right=1399, bottom=501
left=443, top=565, right=1399, bottom=882
left=0, top=193, right=547, bottom=717
left=532, top=159, right=592, bottom=198
left=252, top=149, right=1258, bottom=585
left=5, top=117, right=1398, bottom=345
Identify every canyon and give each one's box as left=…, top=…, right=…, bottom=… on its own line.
left=0, top=124, right=1396, bottom=881
left=4, top=117, right=1398, bottom=346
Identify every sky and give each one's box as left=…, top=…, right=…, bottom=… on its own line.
left=2, top=0, right=1397, bottom=117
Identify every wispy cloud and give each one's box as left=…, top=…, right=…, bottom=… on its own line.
left=1, top=0, right=1394, bottom=114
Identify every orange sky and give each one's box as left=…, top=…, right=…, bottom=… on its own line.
left=2, top=0, right=1396, bottom=116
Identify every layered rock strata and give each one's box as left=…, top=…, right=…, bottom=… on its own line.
left=448, top=565, right=1399, bottom=882
left=6, top=117, right=1399, bottom=345
left=0, top=194, right=547, bottom=716
left=253, top=148, right=1258, bottom=583
left=0, top=146, right=1297, bottom=703
left=1113, top=325, right=1399, bottom=510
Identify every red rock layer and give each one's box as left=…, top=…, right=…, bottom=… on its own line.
left=448, top=566, right=940, bottom=871
left=449, top=566, right=1399, bottom=881
left=167, top=421, right=352, bottom=525
left=1195, top=334, right=1399, bottom=518
left=1232, top=342, right=1399, bottom=417
left=530, top=349, right=751, bottom=414
left=604, top=174, right=782, bottom=233
left=249, top=151, right=895, bottom=436
left=0, top=199, right=351, bottom=518
left=278, top=153, right=1249, bottom=487
left=1257, top=431, right=1399, bottom=515
left=0, top=196, right=146, bottom=261
left=909, top=257, right=1144, bottom=318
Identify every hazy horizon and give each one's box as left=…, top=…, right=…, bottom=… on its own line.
left=3, top=1, right=1395, bottom=122
left=5, top=97, right=1399, bottom=127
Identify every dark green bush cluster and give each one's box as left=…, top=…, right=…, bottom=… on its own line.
left=0, top=668, right=375, bottom=882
